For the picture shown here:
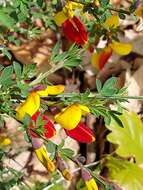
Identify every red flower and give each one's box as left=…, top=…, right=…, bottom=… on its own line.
left=29, top=112, right=56, bottom=139
left=65, top=122, right=95, bottom=143
left=62, top=16, right=88, bottom=46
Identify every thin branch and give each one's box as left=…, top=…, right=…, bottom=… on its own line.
left=43, top=161, right=100, bottom=190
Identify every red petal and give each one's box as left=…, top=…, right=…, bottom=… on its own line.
left=29, top=112, right=56, bottom=139
left=99, top=48, right=112, bottom=69
left=65, top=122, right=95, bottom=143
left=62, top=16, right=88, bottom=46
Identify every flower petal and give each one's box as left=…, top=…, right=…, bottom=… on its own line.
left=92, top=47, right=112, bottom=70
left=29, top=112, right=56, bottom=139
left=0, top=136, right=11, bottom=147
left=78, top=105, right=90, bottom=115
left=55, top=104, right=82, bottom=130
left=110, top=42, right=132, bottom=55
left=104, top=15, right=119, bottom=29
left=65, top=122, right=95, bottom=143
left=37, top=85, right=65, bottom=96
left=54, top=11, right=68, bottom=26
left=62, top=16, right=88, bottom=46
left=32, top=139, right=55, bottom=172
left=16, top=92, right=40, bottom=121
left=86, top=178, right=99, bottom=190
left=135, top=4, right=143, bottom=17
left=46, top=85, right=65, bottom=95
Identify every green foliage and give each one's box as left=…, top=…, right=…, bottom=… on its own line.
left=13, top=61, right=22, bottom=79
left=0, top=167, right=24, bottom=190
left=60, top=148, right=74, bottom=160
left=0, top=9, right=16, bottom=29
left=0, top=65, right=13, bottom=87
left=106, top=156, right=143, bottom=190
left=106, top=111, right=143, bottom=164
left=50, top=42, right=82, bottom=68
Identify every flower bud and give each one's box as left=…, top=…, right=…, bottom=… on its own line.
left=57, top=155, right=72, bottom=181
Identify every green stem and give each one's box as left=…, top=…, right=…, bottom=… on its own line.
left=29, top=62, right=64, bottom=87
left=57, top=93, right=143, bottom=101
left=95, top=94, right=143, bottom=100
left=107, top=7, right=131, bottom=15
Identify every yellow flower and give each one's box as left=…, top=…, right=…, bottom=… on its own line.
left=0, top=136, right=11, bottom=147
left=55, top=104, right=90, bottom=130
left=109, top=41, right=132, bottom=55
left=85, top=178, right=98, bottom=190
left=104, top=14, right=119, bottom=29
left=16, top=92, right=40, bottom=121
left=35, top=144, right=55, bottom=172
left=54, top=1, right=83, bottom=26
left=16, top=85, right=64, bottom=121
left=32, top=139, right=55, bottom=172
left=37, top=85, right=64, bottom=96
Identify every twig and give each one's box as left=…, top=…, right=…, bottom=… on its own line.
left=43, top=161, right=99, bottom=190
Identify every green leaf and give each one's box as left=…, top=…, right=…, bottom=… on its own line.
left=0, top=10, right=15, bottom=29
left=1, top=46, right=12, bottom=59
left=108, top=111, right=124, bottom=128
left=60, top=148, right=74, bottom=159
left=0, top=149, right=5, bottom=160
left=0, top=65, right=13, bottom=86
left=101, top=77, right=118, bottom=96
left=106, top=156, right=143, bottom=190
left=58, top=140, right=65, bottom=150
left=24, top=132, right=30, bottom=142
left=102, top=77, right=117, bottom=90
left=50, top=41, right=60, bottom=62
left=23, top=113, right=31, bottom=128
left=13, top=61, right=22, bottom=79
left=37, top=0, right=44, bottom=7
left=106, top=111, right=143, bottom=164
left=96, top=79, right=102, bottom=92
left=47, top=141, right=56, bottom=153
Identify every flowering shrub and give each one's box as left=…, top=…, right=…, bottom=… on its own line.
left=0, top=0, right=143, bottom=190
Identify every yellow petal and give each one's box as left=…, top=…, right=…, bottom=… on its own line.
left=135, top=4, right=143, bottom=17
left=46, top=85, right=65, bottom=95
left=35, top=144, right=55, bottom=172
left=0, top=136, right=11, bottom=147
left=36, top=89, right=49, bottom=97
left=78, top=105, right=90, bottom=115
left=55, top=104, right=82, bottom=130
left=62, top=169, right=72, bottom=181
left=54, top=11, right=68, bottom=26
left=94, top=0, right=100, bottom=6
left=110, top=42, right=132, bottom=55
left=91, top=46, right=112, bottom=70
left=16, top=92, right=40, bottom=121
left=104, top=15, right=119, bottom=29
left=68, top=1, right=83, bottom=9
left=86, top=179, right=98, bottom=190
left=37, top=85, right=64, bottom=97
left=91, top=52, right=100, bottom=70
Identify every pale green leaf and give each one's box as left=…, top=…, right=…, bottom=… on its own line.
left=106, top=111, right=143, bottom=164
left=106, top=156, right=143, bottom=190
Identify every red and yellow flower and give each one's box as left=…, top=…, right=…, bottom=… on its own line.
left=54, top=1, right=87, bottom=46
left=16, top=85, right=64, bottom=140
left=55, top=104, right=95, bottom=143
left=16, top=85, right=64, bottom=121
left=91, top=14, right=132, bottom=70
left=91, top=41, right=132, bottom=70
